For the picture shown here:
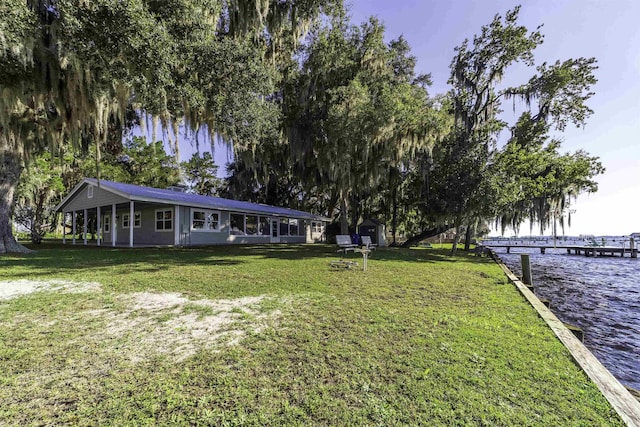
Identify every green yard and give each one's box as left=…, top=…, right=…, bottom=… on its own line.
left=0, top=243, right=622, bottom=425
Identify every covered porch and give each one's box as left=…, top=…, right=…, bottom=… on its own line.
left=61, top=200, right=179, bottom=248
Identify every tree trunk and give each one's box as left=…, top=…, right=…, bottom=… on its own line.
left=0, top=133, right=32, bottom=254
left=350, top=193, right=359, bottom=232
left=400, top=224, right=451, bottom=248
left=464, top=223, right=474, bottom=251
left=339, top=195, right=349, bottom=235
left=450, top=226, right=461, bottom=256
left=31, top=188, right=46, bottom=244
left=391, top=186, right=398, bottom=245
left=326, top=192, right=339, bottom=222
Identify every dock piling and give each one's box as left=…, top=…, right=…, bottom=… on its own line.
left=521, top=254, right=533, bottom=287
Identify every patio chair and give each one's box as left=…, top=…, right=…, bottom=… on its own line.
left=336, top=234, right=358, bottom=253
left=361, top=235, right=377, bottom=251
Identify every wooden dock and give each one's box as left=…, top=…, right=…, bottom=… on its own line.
left=484, top=244, right=638, bottom=258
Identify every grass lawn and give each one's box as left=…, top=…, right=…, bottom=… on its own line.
left=0, top=243, right=622, bottom=426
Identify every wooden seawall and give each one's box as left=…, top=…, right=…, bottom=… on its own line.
left=488, top=251, right=640, bottom=426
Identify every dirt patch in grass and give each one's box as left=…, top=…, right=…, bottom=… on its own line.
left=92, top=291, right=275, bottom=362
left=1, top=279, right=281, bottom=363
left=0, top=279, right=101, bottom=300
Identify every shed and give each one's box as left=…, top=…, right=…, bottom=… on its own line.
left=358, top=218, right=387, bottom=247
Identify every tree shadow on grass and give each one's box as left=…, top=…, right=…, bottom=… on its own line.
left=0, top=243, right=247, bottom=279
left=344, top=246, right=496, bottom=265
left=236, top=243, right=492, bottom=265
left=0, top=242, right=495, bottom=280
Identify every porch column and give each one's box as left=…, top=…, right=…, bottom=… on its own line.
left=111, top=204, right=116, bottom=247
left=129, top=201, right=134, bottom=248
left=97, top=206, right=101, bottom=246
left=62, top=212, right=66, bottom=244
left=72, top=211, right=76, bottom=245
left=174, top=205, right=180, bottom=246
left=83, top=208, right=88, bottom=245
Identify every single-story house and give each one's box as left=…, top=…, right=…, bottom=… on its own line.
left=55, top=178, right=328, bottom=247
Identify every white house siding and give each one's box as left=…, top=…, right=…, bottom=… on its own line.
left=176, top=205, right=189, bottom=246
left=99, top=206, right=311, bottom=246
left=128, top=206, right=174, bottom=246
left=102, top=206, right=174, bottom=246
left=64, top=183, right=128, bottom=212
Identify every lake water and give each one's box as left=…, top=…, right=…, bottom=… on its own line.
left=487, top=244, right=639, bottom=392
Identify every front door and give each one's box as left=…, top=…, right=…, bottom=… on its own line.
left=270, top=218, right=280, bottom=243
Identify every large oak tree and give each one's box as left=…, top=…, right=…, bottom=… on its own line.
left=402, top=7, right=601, bottom=249
left=284, top=17, right=440, bottom=234
left=0, top=0, right=339, bottom=253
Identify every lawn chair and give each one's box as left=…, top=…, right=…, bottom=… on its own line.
left=336, top=234, right=358, bottom=254
left=361, top=235, right=377, bottom=251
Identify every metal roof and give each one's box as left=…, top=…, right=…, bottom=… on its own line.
left=57, top=178, right=328, bottom=221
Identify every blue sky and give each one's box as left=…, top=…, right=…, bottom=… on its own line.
left=348, top=0, right=640, bottom=236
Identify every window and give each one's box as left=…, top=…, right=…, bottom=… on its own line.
left=227, top=214, right=269, bottom=236
left=259, top=217, right=270, bottom=236
left=230, top=213, right=245, bottom=235
left=245, top=215, right=258, bottom=235
left=104, top=215, right=110, bottom=233
left=279, top=218, right=289, bottom=236
left=312, top=221, right=324, bottom=233
left=192, top=210, right=205, bottom=229
left=191, top=209, right=220, bottom=231
left=289, top=219, right=299, bottom=236
left=123, top=212, right=142, bottom=228
left=87, top=186, right=94, bottom=198
left=155, top=209, right=173, bottom=231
